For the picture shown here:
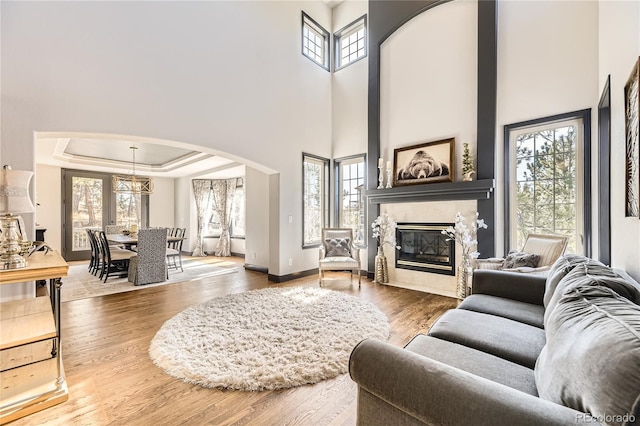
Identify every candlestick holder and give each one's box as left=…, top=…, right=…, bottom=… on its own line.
left=378, top=166, right=384, bottom=189
left=385, top=166, right=393, bottom=188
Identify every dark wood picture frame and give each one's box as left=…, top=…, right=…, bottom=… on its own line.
left=625, top=56, right=639, bottom=217
left=393, top=138, right=455, bottom=186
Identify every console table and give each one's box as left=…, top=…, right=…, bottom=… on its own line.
left=0, top=251, right=69, bottom=424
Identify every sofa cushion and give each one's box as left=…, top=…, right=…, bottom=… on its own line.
left=458, top=294, right=545, bottom=329
left=544, top=261, right=640, bottom=325
left=405, top=335, right=538, bottom=396
left=543, top=254, right=592, bottom=308
left=427, top=309, right=545, bottom=369
left=503, top=250, right=540, bottom=269
left=535, top=285, right=640, bottom=425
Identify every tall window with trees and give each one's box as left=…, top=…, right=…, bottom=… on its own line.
left=303, top=153, right=329, bottom=247
left=506, top=110, right=591, bottom=255
left=335, top=155, right=366, bottom=246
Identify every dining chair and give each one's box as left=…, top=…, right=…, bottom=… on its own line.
left=166, top=228, right=185, bottom=272
left=97, top=230, right=136, bottom=282
left=128, top=228, right=169, bottom=285
left=86, top=229, right=102, bottom=276
left=318, top=228, right=361, bottom=288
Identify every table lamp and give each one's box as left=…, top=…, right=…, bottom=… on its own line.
left=0, top=165, right=35, bottom=269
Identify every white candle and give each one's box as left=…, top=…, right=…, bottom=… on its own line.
left=378, top=158, right=384, bottom=168
left=387, top=161, right=391, bottom=170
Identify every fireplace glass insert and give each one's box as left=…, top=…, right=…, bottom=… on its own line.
left=395, top=223, right=455, bottom=275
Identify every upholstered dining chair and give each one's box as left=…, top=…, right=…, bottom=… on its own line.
left=319, top=228, right=361, bottom=288
left=475, top=233, right=569, bottom=274
left=105, top=224, right=125, bottom=235
left=128, top=228, right=168, bottom=285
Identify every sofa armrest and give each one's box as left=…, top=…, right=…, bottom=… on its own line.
left=472, top=269, right=546, bottom=305
left=349, top=339, right=590, bottom=426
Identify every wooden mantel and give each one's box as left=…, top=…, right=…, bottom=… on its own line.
left=365, top=179, right=495, bottom=205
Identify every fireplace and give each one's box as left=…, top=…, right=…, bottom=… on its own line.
left=395, top=223, right=455, bottom=275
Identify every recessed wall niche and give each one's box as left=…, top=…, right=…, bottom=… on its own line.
left=379, top=0, right=478, bottom=182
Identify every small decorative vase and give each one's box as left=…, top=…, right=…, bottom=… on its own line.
left=456, top=258, right=473, bottom=299
left=374, top=246, right=389, bottom=283
left=462, top=171, right=475, bottom=182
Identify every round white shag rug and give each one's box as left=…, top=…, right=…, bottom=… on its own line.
left=149, top=287, right=390, bottom=391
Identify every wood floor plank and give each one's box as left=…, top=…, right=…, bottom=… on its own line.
left=8, top=258, right=457, bottom=425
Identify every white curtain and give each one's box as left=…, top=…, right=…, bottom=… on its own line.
left=192, top=179, right=213, bottom=257
left=211, top=178, right=238, bottom=257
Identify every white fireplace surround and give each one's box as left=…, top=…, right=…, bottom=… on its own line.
left=381, top=200, right=478, bottom=298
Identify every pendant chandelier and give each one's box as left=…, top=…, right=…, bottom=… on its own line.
left=112, top=146, right=154, bottom=194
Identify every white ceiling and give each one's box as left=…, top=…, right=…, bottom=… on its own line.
left=36, top=136, right=244, bottom=179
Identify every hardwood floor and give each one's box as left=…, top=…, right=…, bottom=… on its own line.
left=12, top=257, right=457, bottom=426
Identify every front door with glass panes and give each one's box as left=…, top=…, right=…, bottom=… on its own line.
left=62, top=169, right=148, bottom=261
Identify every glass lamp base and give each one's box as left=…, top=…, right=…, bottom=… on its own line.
left=0, top=253, right=28, bottom=269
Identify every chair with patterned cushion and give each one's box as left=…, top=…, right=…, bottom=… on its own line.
left=475, top=233, right=569, bottom=274
left=128, top=228, right=168, bottom=285
left=319, top=228, right=361, bottom=288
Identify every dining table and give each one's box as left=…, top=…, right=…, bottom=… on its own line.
left=107, top=233, right=185, bottom=250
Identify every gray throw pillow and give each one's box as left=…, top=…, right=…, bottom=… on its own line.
left=535, top=285, right=640, bottom=425
left=503, top=250, right=540, bottom=269
left=325, top=238, right=351, bottom=257
left=543, top=254, right=592, bottom=308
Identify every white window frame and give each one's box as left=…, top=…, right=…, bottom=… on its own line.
left=303, top=153, right=330, bottom=248
left=334, top=15, right=367, bottom=71
left=302, top=12, right=330, bottom=71
left=335, top=155, right=366, bottom=247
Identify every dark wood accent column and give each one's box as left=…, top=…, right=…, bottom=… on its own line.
left=367, top=0, right=498, bottom=276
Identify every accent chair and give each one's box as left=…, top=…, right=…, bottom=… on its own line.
left=475, top=233, right=569, bottom=274
left=319, top=228, right=361, bottom=288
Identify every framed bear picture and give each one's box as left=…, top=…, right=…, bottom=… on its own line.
left=393, top=138, right=455, bottom=186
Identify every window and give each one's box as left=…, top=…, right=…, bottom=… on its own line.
left=334, top=15, right=367, bottom=71
left=335, top=155, right=366, bottom=246
left=303, top=153, right=330, bottom=247
left=231, top=179, right=246, bottom=238
left=505, top=110, right=591, bottom=255
left=302, top=12, right=330, bottom=71
left=206, top=179, right=245, bottom=238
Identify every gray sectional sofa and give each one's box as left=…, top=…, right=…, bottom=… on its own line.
left=349, top=255, right=640, bottom=426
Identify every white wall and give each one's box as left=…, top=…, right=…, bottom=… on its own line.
left=245, top=166, right=270, bottom=269
left=35, top=164, right=62, bottom=252
left=599, top=0, right=640, bottom=279
left=1, top=1, right=332, bottom=277
left=380, top=0, right=478, bottom=180
left=496, top=0, right=599, bottom=255
left=148, top=177, right=175, bottom=229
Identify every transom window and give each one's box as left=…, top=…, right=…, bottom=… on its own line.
left=334, top=15, right=367, bottom=71
left=506, top=110, right=591, bottom=256
left=335, top=155, right=366, bottom=246
left=302, top=12, right=329, bottom=71
left=303, top=153, right=330, bottom=247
